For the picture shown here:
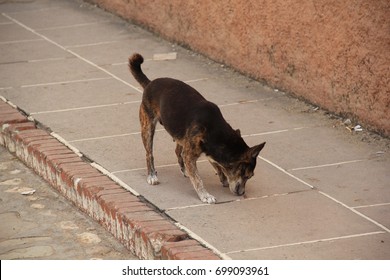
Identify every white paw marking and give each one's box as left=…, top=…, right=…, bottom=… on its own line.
left=147, top=174, right=159, bottom=185
left=199, top=192, right=216, bottom=204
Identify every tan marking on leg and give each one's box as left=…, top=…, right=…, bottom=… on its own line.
left=175, top=143, right=187, bottom=177
left=209, top=161, right=228, bottom=187
left=181, top=132, right=216, bottom=203
left=139, top=103, right=158, bottom=185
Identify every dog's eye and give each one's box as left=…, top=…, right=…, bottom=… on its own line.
left=240, top=163, right=253, bottom=178
left=240, top=166, right=247, bottom=175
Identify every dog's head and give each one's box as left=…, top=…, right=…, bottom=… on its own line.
left=220, top=142, right=266, bottom=196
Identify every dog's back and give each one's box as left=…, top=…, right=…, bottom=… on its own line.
left=129, top=54, right=229, bottom=142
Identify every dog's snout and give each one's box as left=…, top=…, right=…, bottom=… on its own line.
left=230, top=180, right=245, bottom=196
left=236, top=182, right=245, bottom=196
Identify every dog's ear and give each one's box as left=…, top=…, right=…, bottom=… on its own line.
left=235, top=129, right=241, bottom=137
left=249, top=142, right=266, bottom=159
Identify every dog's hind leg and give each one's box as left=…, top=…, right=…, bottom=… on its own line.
left=139, top=104, right=159, bottom=185
left=183, top=152, right=216, bottom=204
left=175, top=143, right=188, bottom=177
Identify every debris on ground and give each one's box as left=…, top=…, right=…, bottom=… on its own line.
left=153, top=52, right=177, bottom=60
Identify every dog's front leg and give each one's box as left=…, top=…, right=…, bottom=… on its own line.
left=175, top=143, right=188, bottom=177
left=184, top=156, right=216, bottom=204
left=210, top=161, right=229, bottom=188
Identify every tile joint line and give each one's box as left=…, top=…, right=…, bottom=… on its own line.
left=352, top=202, right=390, bottom=209
left=319, top=191, right=390, bottom=233
left=1, top=13, right=142, bottom=93
left=259, top=156, right=390, bottom=233
left=226, top=231, right=386, bottom=255
left=20, top=77, right=113, bottom=89
left=289, top=159, right=366, bottom=171
left=30, top=100, right=141, bottom=115
left=173, top=222, right=232, bottom=260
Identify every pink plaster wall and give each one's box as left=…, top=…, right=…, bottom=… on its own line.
left=89, top=0, right=390, bottom=136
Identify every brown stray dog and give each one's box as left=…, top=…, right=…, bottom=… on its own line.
left=129, top=53, right=266, bottom=204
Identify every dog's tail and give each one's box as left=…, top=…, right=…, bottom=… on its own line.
left=128, top=53, right=151, bottom=89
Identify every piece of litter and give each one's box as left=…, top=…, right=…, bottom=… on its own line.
left=21, top=189, right=36, bottom=195
left=153, top=52, right=177, bottom=61
left=353, top=125, right=363, bottom=132
left=343, top=119, right=352, bottom=125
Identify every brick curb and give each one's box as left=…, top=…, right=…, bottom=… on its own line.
left=0, top=99, right=221, bottom=260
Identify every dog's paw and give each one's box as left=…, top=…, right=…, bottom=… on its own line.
left=147, top=174, right=159, bottom=185
left=199, top=192, right=216, bottom=204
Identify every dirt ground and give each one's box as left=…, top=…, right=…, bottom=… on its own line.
left=0, top=146, right=137, bottom=260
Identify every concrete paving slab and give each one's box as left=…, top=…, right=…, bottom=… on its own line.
left=142, top=58, right=219, bottom=82
left=38, top=22, right=132, bottom=47
left=251, top=126, right=380, bottom=170
left=356, top=205, right=390, bottom=230
left=0, top=22, right=40, bottom=42
left=220, top=100, right=319, bottom=136
left=230, top=232, right=390, bottom=260
left=32, top=102, right=141, bottom=141
left=0, top=14, right=9, bottom=23
left=187, top=78, right=278, bottom=106
left=0, top=57, right=108, bottom=88
left=0, top=0, right=67, bottom=14
left=68, top=37, right=175, bottom=66
left=291, top=156, right=390, bottom=207
left=0, top=39, right=73, bottom=64
left=114, top=164, right=227, bottom=209
left=6, top=2, right=109, bottom=30
left=103, top=59, right=213, bottom=88
left=167, top=191, right=383, bottom=257
left=114, top=158, right=312, bottom=210
left=0, top=78, right=140, bottom=113
left=71, top=130, right=178, bottom=172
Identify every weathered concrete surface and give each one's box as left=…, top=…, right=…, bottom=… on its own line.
left=0, top=146, right=137, bottom=260
left=0, top=0, right=389, bottom=260
left=88, top=0, right=390, bottom=137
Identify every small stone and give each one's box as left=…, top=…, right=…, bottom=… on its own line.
left=77, top=232, right=101, bottom=244
left=31, top=203, right=45, bottom=209
left=343, top=119, right=352, bottom=125
left=59, top=221, right=79, bottom=230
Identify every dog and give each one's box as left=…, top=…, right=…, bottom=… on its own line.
left=128, top=53, right=266, bottom=204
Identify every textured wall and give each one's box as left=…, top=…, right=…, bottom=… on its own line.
left=89, top=0, right=390, bottom=136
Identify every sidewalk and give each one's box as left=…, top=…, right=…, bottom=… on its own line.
left=1, top=0, right=389, bottom=259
